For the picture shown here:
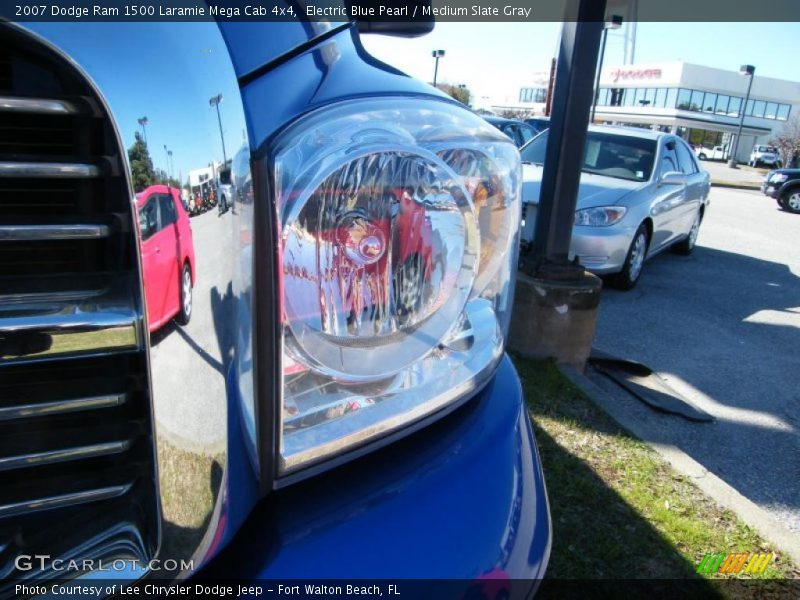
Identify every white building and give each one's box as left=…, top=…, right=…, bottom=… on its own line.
left=516, top=61, right=800, bottom=163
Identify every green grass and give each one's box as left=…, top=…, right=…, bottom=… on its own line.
left=157, top=440, right=224, bottom=561
left=513, top=355, right=798, bottom=589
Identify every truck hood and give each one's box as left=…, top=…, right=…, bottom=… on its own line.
left=521, top=163, right=645, bottom=208
left=218, top=14, right=350, bottom=79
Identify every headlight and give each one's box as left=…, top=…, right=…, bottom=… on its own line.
left=771, top=173, right=789, bottom=183
left=574, top=206, right=627, bottom=227
left=272, top=98, right=521, bottom=474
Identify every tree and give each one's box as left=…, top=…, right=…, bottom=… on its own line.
left=436, top=83, right=472, bottom=107
left=128, top=132, right=156, bottom=192
left=769, top=114, right=800, bottom=168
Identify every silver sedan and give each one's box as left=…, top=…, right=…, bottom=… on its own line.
left=519, top=126, right=710, bottom=289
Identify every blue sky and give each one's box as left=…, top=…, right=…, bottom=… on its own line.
left=33, top=22, right=247, bottom=184
left=363, top=22, right=800, bottom=108
left=31, top=21, right=799, bottom=179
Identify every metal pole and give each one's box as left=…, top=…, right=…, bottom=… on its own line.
left=728, top=70, right=754, bottom=168
left=590, top=27, right=608, bottom=124
left=527, top=0, right=607, bottom=274
left=433, top=56, right=440, bottom=87
left=214, top=103, right=227, bottom=166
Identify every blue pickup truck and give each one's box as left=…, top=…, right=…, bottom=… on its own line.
left=0, top=10, right=550, bottom=597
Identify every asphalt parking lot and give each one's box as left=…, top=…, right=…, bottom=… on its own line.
left=589, top=186, right=800, bottom=534
left=148, top=206, right=235, bottom=454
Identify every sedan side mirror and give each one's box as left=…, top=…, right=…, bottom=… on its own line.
left=659, top=171, right=687, bottom=186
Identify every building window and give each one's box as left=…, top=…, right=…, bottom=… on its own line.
left=653, top=88, right=665, bottom=108
left=519, top=87, right=547, bottom=104
left=764, top=102, right=778, bottom=119
left=728, top=96, right=742, bottom=117
left=690, top=90, right=704, bottom=111
left=665, top=88, right=678, bottom=109
left=777, top=104, right=791, bottom=120
left=715, top=95, right=730, bottom=115
left=641, top=88, right=655, bottom=107
left=623, top=89, right=636, bottom=107
left=609, top=88, right=623, bottom=106
left=703, top=92, right=717, bottom=113
left=752, top=100, right=766, bottom=118
left=676, top=88, right=691, bottom=110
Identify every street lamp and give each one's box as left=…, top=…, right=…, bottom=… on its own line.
left=137, top=116, right=149, bottom=146
left=431, top=49, right=445, bottom=87
left=728, top=64, right=756, bottom=168
left=209, top=93, right=227, bottom=166
left=590, top=15, right=623, bottom=123
left=163, top=144, right=173, bottom=181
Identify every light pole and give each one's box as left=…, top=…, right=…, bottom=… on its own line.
left=431, top=49, right=445, bottom=87
left=209, top=94, right=227, bottom=166
left=728, top=64, right=756, bottom=168
left=137, top=116, right=149, bottom=146
left=590, top=15, right=622, bottom=123
left=163, top=144, right=173, bottom=181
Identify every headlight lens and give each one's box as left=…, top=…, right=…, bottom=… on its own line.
left=771, top=173, right=788, bottom=183
left=574, top=206, right=627, bottom=227
left=273, top=98, right=520, bottom=473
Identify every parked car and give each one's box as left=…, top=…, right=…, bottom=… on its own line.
left=760, top=168, right=800, bottom=213
left=217, top=166, right=233, bottom=215
left=1, top=18, right=549, bottom=591
left=525, top=116, right=550, bottom=136
left=695, top=144, right=727, bottom=161
left=749, top=145, right=781, bottom=167
left=520, top=126, right=711, bottom=289
left=482, top=115, right=538, bottom=147
left=136, top=185, right=196, bottom=331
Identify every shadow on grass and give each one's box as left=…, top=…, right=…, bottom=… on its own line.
left=514, top=356, right=799, bottom=597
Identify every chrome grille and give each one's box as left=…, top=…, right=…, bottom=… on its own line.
left=0, top=26, right=157, bottom=582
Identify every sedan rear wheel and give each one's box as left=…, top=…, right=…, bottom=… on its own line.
left=610, top=224, right=648, bottom=291
left=672, top=210, right=701, bottom=255
left=177, top=263, right=192, bottom=326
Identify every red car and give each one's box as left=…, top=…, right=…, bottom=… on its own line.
left=136, top=185, right=196, bottom=332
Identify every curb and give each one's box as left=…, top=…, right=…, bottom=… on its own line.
left=557, top=363, right=800, bottom=565
left=710, top=181, right=761, bottom=190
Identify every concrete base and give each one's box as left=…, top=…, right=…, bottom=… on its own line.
left=508, top=270, right=602, bottom=371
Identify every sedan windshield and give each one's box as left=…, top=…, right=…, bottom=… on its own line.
left=521, top=131, right=657, bottom=182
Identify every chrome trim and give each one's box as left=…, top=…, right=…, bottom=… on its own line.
left=0, top=393, right=127, bottom=422
left=0, top=161, right=99, bottom=179
left=1, top=310, right=139, bottom=360
left=0, top=484, right=133, bottom=518
left=13, top=19, right=256, bottom=582
left=0, top=440, right=132, bottom=472
left=0, top=223, right=110, bottom=241
left=0, top=95, right=78, bottom=114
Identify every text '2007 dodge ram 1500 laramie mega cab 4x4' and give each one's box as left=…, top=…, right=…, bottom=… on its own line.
left=0, top=7, right=550, bottom=597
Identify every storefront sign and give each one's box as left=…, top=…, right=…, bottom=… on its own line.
left=611, top=68, right=663, bottom=82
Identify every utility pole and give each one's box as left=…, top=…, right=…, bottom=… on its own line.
left=510, top=0, right=607, bottom=371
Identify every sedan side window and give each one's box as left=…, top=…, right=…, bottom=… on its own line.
left=503, top=124, right=521, bottom=147
left=675, top=142, right=698, bottom=175
left=660, top=146, right=679, bottom=176
left=519, top=125, right=535, bottom=146
left=138, top=199, right=159, bottom=241
left=158, top=193, right=178, bottom=227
